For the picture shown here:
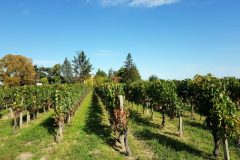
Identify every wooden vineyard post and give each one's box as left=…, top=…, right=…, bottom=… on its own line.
left=26, top=111, right=30, bottom=125
left=179, top=116, right=183, bottom=138
left=67, top=114, right=71, bottom=124
left=118, top=95, right=131, bottom=156
left=237, top=137, right=240, bottom=150
left=19, top=112, right=23, bottom=129
left=36, top=111, right=39, bottom=119
left=223, top=134, right=230, bottom=160
left=191, top=103, right=194, bottom=118
left=150, top=104, right=154, bottom=120
left=146, top=102, right=150, bottom=115
left=43, top=105, right=46, bottom=112
left=9, top=107, right=13, bottom=119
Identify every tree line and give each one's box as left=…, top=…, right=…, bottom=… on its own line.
left=0, top=52, right=141, bottom=87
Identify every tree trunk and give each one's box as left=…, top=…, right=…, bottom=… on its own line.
left=12, top=116, right=18, bottom=134
left=213, top=136, right=221, bottom=158
left=56, top=121, right=64, bottom=143
left=124, top=130, right=131, bottom=156
left=9, top=108, right=13, bottom=119
left=179, top=116, right=183, bottom=138
left=33, top=112, right=36, bottom=120
left=36, top=111, right=39, bottom=119
left=119, top=134, right=124, bottom=149
left=162, top=112, right=165, bottom=127
left=47, top=104, right=51, bottom=111
left=223, top=135, right=230, bottom=160
left=13, top=113, right=18, bottom=134
left=43, top=106, right=46, bottom=112
left=143, top=105, right=145, bottom=115
left=19, top=112, right=23, bottom=129
left=26, top=111, right=30, bottom=125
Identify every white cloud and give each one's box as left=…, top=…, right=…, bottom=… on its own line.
left=98, top=0, right=179, bottom=7
left=129, top=0, right=179, bottom=7
left=100, top=0, right=129, bottom=6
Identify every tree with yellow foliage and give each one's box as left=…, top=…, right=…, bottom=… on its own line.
left=0, top=54, right=36, bottom=87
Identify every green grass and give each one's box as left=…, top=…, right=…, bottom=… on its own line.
left=0, top=110, right=55, bottom=160
left=0, top=109, right=9, bottom=119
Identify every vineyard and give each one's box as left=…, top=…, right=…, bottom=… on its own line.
left=95, top=74, right=240, bottom=160
left=0, top=84, right=89, bottom=141
left=0, top=75, right=240, bottom=159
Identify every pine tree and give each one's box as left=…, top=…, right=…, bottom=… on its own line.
left=61, top=57, right=73, bottom=83
left=72, top=51, right=93, bottom=82
left=122, top=53, right=141, bottom=83
left=108, top=68, right=114, bottom=78
left=95, top=69, right=107, bottom=77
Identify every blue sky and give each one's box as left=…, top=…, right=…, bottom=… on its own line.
left=0, top=0, right=240, bottom=80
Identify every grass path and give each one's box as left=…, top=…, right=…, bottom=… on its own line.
left=49, top=92, right=126, bottom=160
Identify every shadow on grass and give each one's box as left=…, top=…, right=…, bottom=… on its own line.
left=163, top=131, right=179, bottom=137
left=84, top=93, right=113, bottom=141
left=40, top=116, right=55, bottom=136
left=185, top=120, right=207, bottom=131
left=135, top=128, right=213, bottom=160
left=84, top=93, right=127, bottom=155
left=129, top=109, right=162, bottom=129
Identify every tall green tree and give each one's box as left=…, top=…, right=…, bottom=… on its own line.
left=95, top=69, right=108, bottom=85
left=95, top=69, right=107, bottom=77
left=61, top=57, right=73, bottom=83
left=108, top=68, right=114, bottom=79
left=122, top=53, right=141, bottom=83
left=72, top=51, right=93, bottom=82
left=34, top=65, right=48, bottom=80
left=51, top=64, right=61, bottom=77
left=48, top=64, right=62, bottom=84
left=149, top=75, right=159, bottom=82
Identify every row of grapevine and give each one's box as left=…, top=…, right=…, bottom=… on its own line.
left=53, top=84, right=89, bottom=142
left=0, top=84, right=89, bottom=141
left=191, top=75, right=240, bottom=159
left=95, top=83, right=131, bottom=156
left=125, top=80, right=183, bottom=137
left=124, top=75, right=240, bottom=159
left=95, top=83, right=124, bottom=120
